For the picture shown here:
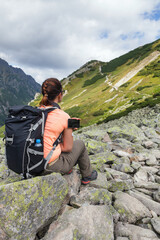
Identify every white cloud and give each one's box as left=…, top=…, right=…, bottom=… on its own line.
left=0, top=0, right=160, bottom=84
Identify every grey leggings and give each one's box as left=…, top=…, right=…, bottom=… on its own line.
left=45, top=140, right=92, bottom=178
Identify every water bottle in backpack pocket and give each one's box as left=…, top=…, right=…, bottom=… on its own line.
left=27, top=138, right=44, bottom=176
left=34, top=139, right=42, bottom=147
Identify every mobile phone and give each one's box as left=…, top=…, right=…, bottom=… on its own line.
left=68, top=119, right=80, bottom=128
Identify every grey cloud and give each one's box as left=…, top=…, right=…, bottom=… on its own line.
left=0, top=0, right=160, bottom=83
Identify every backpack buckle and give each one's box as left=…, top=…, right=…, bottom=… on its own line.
left=5, top=135, right=14, bottom=145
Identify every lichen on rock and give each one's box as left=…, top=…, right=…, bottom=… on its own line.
left=0, top=173, right=68, bottom=240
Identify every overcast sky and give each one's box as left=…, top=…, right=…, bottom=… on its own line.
left=0, top=0, right=160, bottom=84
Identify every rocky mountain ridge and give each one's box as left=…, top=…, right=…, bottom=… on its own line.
left=0, top=104, right=160, bottom=239
left=0, top=58, right=41, bottom=126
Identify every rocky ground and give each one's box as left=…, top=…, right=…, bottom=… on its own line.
left=0, top=104, right=160, bottom=240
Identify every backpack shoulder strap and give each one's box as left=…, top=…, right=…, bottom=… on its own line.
left=43, top=106, right=57, bottom=118
left=39, top=107, right=57, bottom=136
left=40, top=106, right=63, bottom=167
left=44, top=133, right=62, bottom=168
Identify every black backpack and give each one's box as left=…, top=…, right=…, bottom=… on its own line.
left=5, top=105, right=62, bottom=179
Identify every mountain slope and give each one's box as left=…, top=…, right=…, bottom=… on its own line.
left=60, top=39, right=160, bottom=126
left=30, top=39, right=160, bottom=127
left=0, top=58, right=40, bottom=125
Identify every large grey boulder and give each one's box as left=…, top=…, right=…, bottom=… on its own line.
left=135, top=152, right=150, bottom=162
left=107, top=124, right=146, bottom=142
left=134, top=167, right=148, bottom=183
left=115, top=222, right=159, bottom=240
left=155, top=175, right=160, bottom=184
left=146, top=155, right=158, bottom=166
left=141, top=166, right=159, bottom=174
left=90, top=151, right=116, bottom=171
left=87, top=172, right=108, bottom=189
left=130, top=190, right=160, bottom=215
left=131, top=161, right=141, bottom=171
left=108, top=138, right=133, bottom=151
left=151, top=149, right=160, bottom=159
left=143, top=126, right=160, bottom=139
left=63, top=169, right=81, bottom=197
left=86, top=139, right=108, bottom=154
left=134, top=181, right=160, bottom=190
left=135, top=188, right=154, bottom=197
left=113, top=192, right=151, bottom=223
left=108, top=179, right=134, bottom=192
left=142, top=140, right=157, bottom=149
left=153, top=188, right=160, bottom=203
left=113, top=156, right=131, bottom=165
left=70, top=186, right=112, bottom=207
left=112, top=150, right=132, bottom=158
left=151, top=217, right=160, bottom=235
left=43, top=205, right=114, bottom=240
left=0, top=173, right=68, bottom=240
left=105, top=168, right=132, bottom=180
left=112, top=163, right=134, bottom=174
left=81, top=128, right=108, bottom=141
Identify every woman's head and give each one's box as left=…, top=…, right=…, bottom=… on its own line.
left=40, top=78, right=63, bottom=106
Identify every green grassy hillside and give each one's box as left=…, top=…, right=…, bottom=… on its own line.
left=20, top=38, right=160, bottom=128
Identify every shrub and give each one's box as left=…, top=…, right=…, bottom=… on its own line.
left=120, top=82, right=130, bottom=88
left=108, top=106, right=114, bottom=110
left=75, top=72, right=84, bottom=78
left=130, top=97, right=142, bottom=104
left=155, top=43, right=160, bottom=51
left=136, top=85, right=151, bottom=91
left=153, top=72, right=160, bottom=78
left=102, top=86, right=110, bottom=92
left=83, top=74, right=104, bottom=87
left=92, top=109, right=105, bottom=116
left=153, top=92, right=160, bottom=97
left=138, top=59, right=160, bottom=77
left=89, top=67, right=96, bottom=71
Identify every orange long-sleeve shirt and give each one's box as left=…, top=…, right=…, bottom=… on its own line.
left=42, top=107, right=70, bottom=163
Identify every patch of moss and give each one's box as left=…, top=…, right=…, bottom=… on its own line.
left=91, top=189, right=111, bottom=203
left=0, top=174, right=68, bottom=239
left=73, top=229, right=85, bottom=240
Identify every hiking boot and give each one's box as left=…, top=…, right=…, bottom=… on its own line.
left=81, top=170, right=98, bottom=185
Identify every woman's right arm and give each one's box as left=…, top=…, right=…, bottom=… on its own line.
left=60, top=128, right=73, bottom=152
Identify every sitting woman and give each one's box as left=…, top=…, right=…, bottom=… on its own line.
left=40, top=78, right=97, bottom=184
